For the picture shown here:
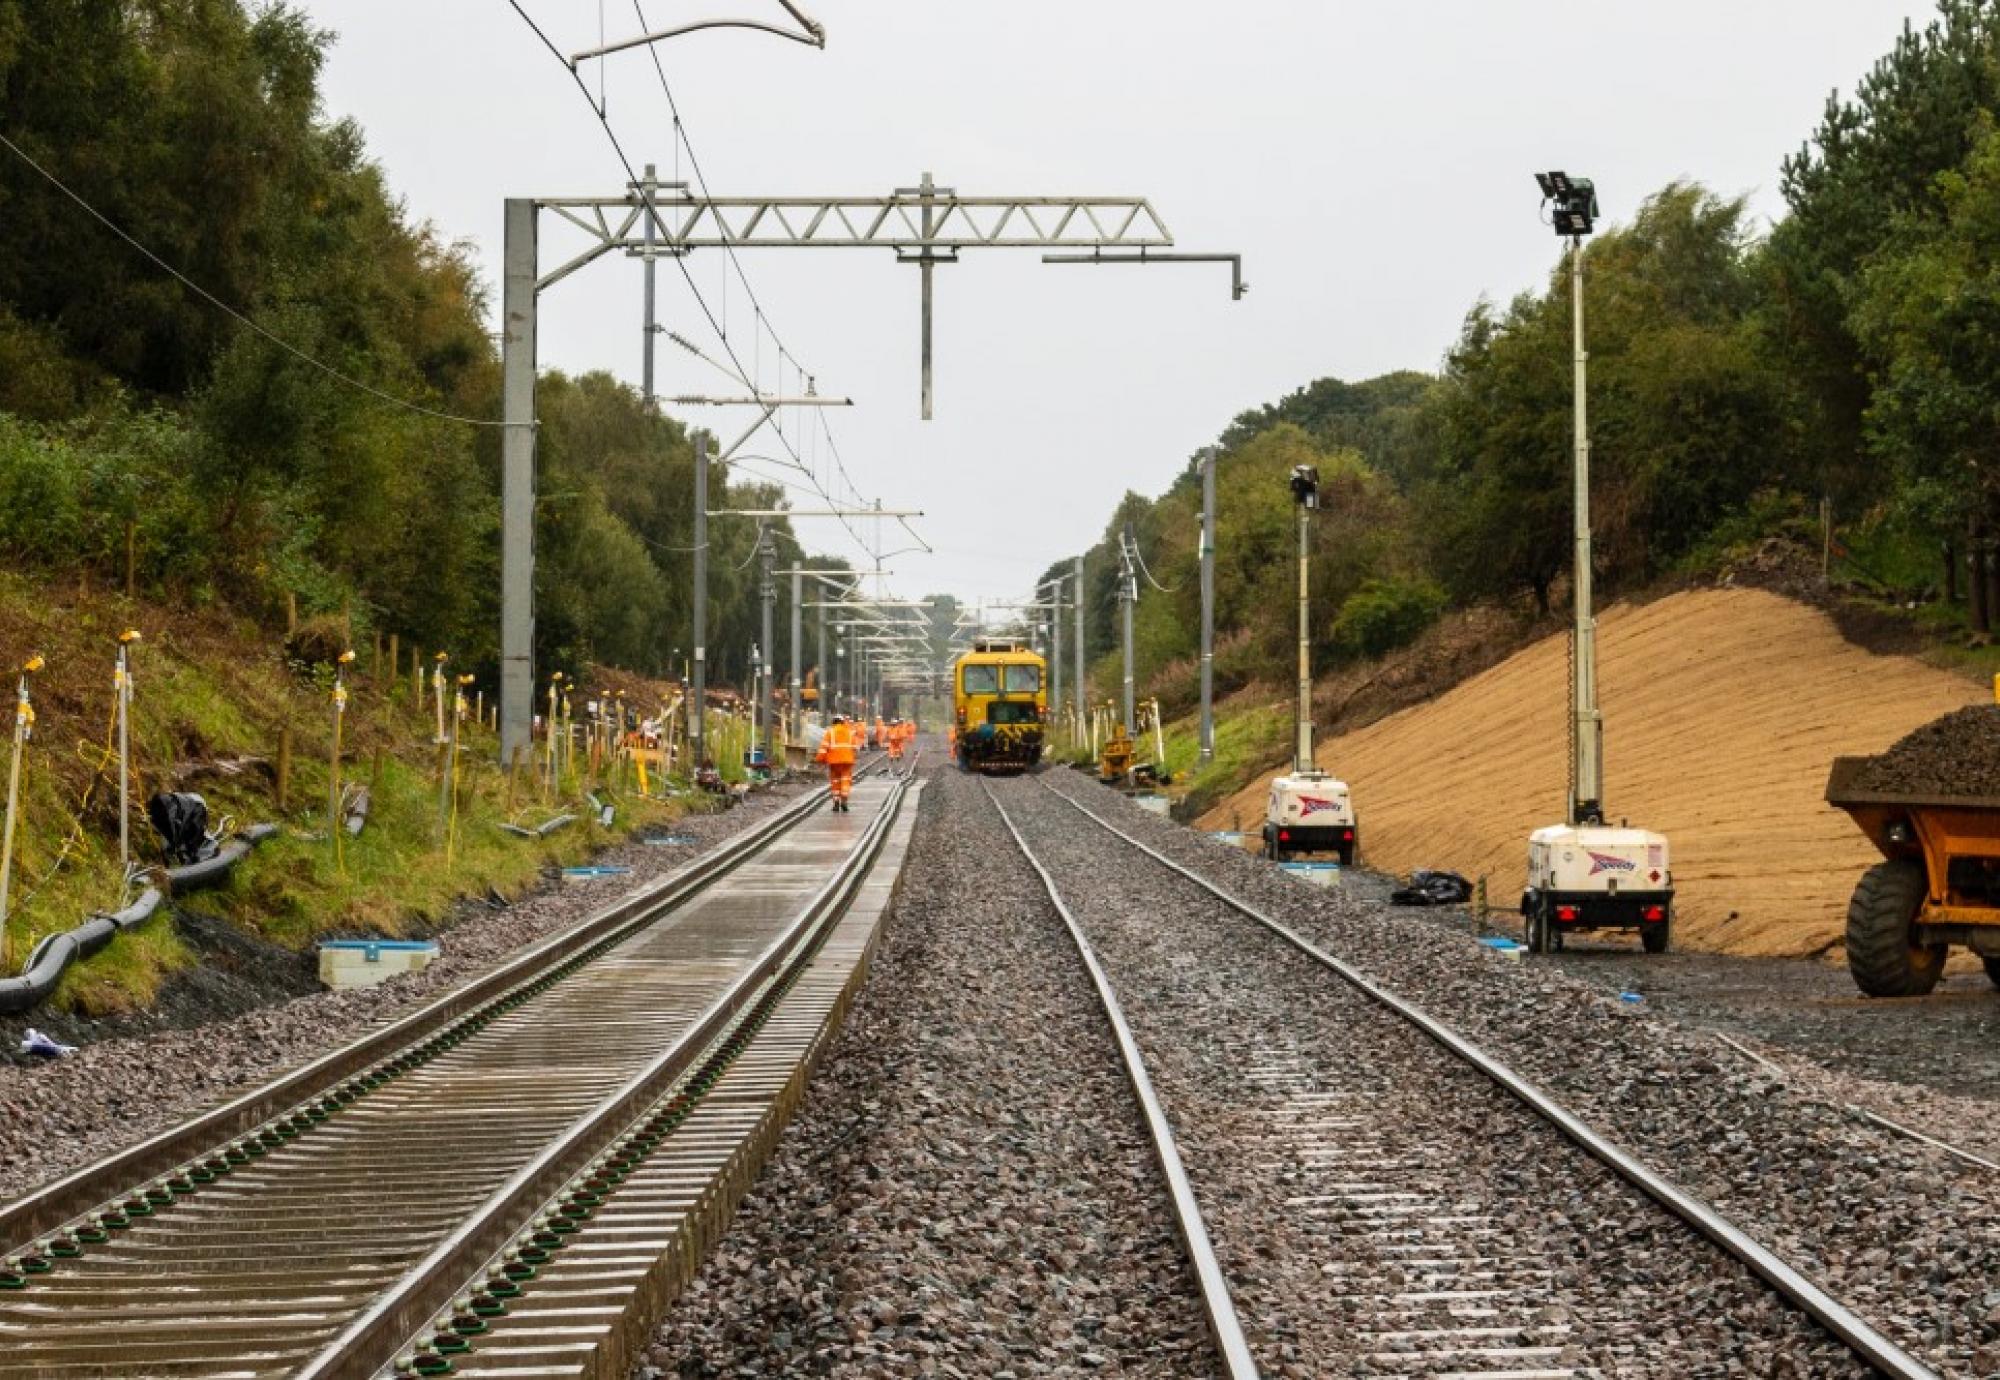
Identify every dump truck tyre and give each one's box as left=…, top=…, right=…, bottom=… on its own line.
left=1640, top=920, right=1671, bottom=954
left=1846, top=859, right=1945, bottom=998
left=1984, top=956, right=2000, bottom=990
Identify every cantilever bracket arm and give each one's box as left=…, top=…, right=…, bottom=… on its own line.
left=1041, top=249, right=1248, bottom=300
left=569, top=5, right=825, bottom=67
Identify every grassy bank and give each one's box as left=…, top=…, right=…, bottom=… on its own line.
left=0, top=574, right=699, bottom=1015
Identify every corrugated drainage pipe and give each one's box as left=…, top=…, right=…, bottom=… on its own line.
left=0, top=823, right=277, bottom=1016
left=163, top=823, right=279, bottom=895
left=0, top=888, right=164, bottom=1015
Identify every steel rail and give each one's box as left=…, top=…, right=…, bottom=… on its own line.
left=0, top=755, right=886, bottom=1254
left=1039, top=777, right=1940, bottom=1380
left=1711, top=1031, right=2000, bottom=1173
left=983, top=781, right=1260, bottom=1380
left=301, top=768, right=914, bottom=1378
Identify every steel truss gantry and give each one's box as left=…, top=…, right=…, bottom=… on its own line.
left=540, top=170, right=1242, bottom=418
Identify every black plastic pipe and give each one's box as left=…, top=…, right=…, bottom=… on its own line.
left=0, top=824, right=277, bottom=1015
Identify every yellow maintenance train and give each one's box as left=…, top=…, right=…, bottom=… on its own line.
left=952, top=640, right=1047, bottom=772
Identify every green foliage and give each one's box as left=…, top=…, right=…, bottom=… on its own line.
left=1427, top=184, right=1781, bottom=607
left=1850, top=118, right=2000, bottom=535
left=0, top=1, right=825, bottom=695
left=1332, top=578, right=1448, bottom=659
left=1672, top=489, right=1816, bottom=575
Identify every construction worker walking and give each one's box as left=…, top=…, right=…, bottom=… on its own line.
left=817, top=714, right=857, bottom=812
left=886, top=718, right=905, bottom=763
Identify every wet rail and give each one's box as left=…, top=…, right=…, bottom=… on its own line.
left=984, top=779, right=1260, bottom=1380
left=0, top=757, right=912, bottom=1378
left=1032, top=773, right=1938, bottom=1380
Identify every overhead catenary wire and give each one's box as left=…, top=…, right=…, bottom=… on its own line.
left=506, top=0, right=882, bottom=561
left=629, top=0, right=867, bottom=510
left=0, top=131, right=511, bottom=430
left=1125, top=531, right=1180, bottom=594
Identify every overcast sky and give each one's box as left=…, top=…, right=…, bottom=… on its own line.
left=297, top=0, right=1926, bottom=608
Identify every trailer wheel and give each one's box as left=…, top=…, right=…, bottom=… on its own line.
left=1525, top=899, right=1552, bottom=955
left=1640, top=920, right=1671, bottom=954
left=1984, top=956, right=2000, bottom=991
left=1846, top=859, right=1945, bottom=998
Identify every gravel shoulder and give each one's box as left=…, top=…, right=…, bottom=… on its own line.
left=644, top=765, right=1214, bottom=1378
left=0, top=781, right=815, bottom=1204
left=1347, top=869, right=2000, bottom=1165
left=1052, top=768, right=1999, bottom=1378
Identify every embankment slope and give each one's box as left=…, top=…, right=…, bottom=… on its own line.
left=1201, top=587, right=1980, bottom=957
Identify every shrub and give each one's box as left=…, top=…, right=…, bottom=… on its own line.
left=1331, top=577, right=1448, bottom=659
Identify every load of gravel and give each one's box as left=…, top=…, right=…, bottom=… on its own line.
left=1851, top=704, right=2000, bottom=798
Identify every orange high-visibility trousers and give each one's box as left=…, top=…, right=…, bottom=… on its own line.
left=828, top=761, right=853, bottom=801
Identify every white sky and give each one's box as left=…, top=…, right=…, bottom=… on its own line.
left=297, top=0, right=1927, bottom=605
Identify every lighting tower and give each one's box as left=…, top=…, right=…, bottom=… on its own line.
left=1520, top=171, right=1675, bottom=956
left=1258, top=466, right=1359, bottom=867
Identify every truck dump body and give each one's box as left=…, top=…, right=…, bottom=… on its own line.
left=1827, top=744, right=2000, bottom=995
left=1826, top=756, right=2000, bottom=925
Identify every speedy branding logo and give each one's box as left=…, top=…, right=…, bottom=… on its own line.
left=1587, top=850, right=1636, bottom=875
left=1299, top=796, right=1344, bottom=817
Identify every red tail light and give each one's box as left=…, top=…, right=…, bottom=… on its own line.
left=955, top=706, right=966, bottom=725
left=1278, top=830, right=1291, bottom=842
left=1341, top=829, right=1354, bottom=841
left=1556, top=905, right=1579, bottom=923
left=1642, top=904, right=1665, bottom=922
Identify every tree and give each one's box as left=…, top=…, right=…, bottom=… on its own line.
left=1851, top=117, right=2000, bottom=616
left=1767, top=1, right=2000, bottom=502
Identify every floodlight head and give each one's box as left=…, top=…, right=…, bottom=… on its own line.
left=1540, top=171, right=1598, bottom=238
left=1290, top=464, right=1321, bottom=509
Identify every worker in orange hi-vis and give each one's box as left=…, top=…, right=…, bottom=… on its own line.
left=872, top=715, right=886, bottom=751
left=886, top=719, right=904, bottom=763
left=816, top=715, right=857, bottom=813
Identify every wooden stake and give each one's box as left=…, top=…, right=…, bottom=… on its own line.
left=286, top=592, right=298, bottom=639
left=387, top=634, right=400, bottom=695
left=275, top=724, right=293, bottom=810
left=124, top=520, right=137, bottom=599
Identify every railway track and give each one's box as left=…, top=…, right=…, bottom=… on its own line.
left=987, top=771, right=1940, bottom=1380
left=0, top=757, right=918, bottom=1379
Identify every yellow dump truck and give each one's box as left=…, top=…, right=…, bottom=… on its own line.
left=1826, top=756, right=2000, bottom=997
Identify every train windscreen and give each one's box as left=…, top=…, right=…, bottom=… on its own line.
left=961, top=664, right=999, bottom=694
left=1003, top=664, right=1042, bottom=694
